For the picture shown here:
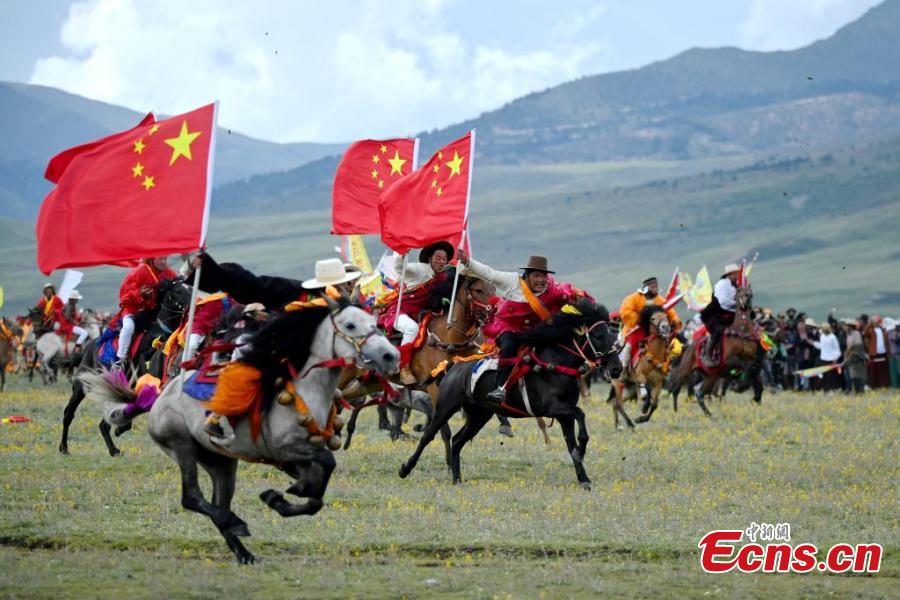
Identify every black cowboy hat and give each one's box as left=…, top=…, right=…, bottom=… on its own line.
left=519, top=255, right=555, bottom=274
left=642, top=276, right=658, bottom=286
left=419, top=241, right=454, bottom=264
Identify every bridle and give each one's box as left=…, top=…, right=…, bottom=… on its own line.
left=559, top=320, right=617, bottom=376
left=434, top=280, right=497, bottom=351
left=156, top=281, right=190, bottom=334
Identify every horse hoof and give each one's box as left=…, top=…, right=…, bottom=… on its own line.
left=453, top=478, right=463, bottom=485
left=237, top=552, right=256, bottom=565
left=59, top=446, right=69, bottom=456
left=259, top=489, right=283, bottom=507
left=398, top=464, right=411, bottom=479
left=108, top=448, right=121, bottom=457
left=580, top=481, right=592, bottom=491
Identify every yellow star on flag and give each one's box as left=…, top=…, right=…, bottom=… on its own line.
left=378, top=180, right=384, bottom=189
left=431, top=179, right=437, bottom=188
left=148, top=124, right=160, bottom=135
left=432, top=164, right=439, bottom=174
left=445, top=151, right=464, bottom=177
left=380, top=144, right=387, bottom=154
left=132, top=162, right=144, bottom=178
left=372, top=154, right=380, bottom=164
left=133, top=139, right=145, bottom=154
left=436, top=187, right=443, bottom=197
left=142, top=175, right=155, bottom=191
left=387, top=150, right=407, bottom=176
left=164, top=120, right=203, bottom=166
left=371, top=169, right=379, bottom=179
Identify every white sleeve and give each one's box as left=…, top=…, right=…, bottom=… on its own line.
left=460, top=258, right=521, bottom=299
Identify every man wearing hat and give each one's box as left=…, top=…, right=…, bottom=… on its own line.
left=33, top=283, right=64, bottom=335
left=617, top=276, right=683, bottom=367
left=699, top=263, right=742, bottom=366
left=379, top=241, right=455, bottom=385
left=458, top=249, right=590, bottom=402
left=59, top=290, right=89, bottom=351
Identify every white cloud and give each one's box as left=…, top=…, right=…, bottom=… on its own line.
left=30, top=0, right=610, bottom=142
left=739, top=0, right=882, bottom=51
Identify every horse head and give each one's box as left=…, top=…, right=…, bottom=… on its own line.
left=327, top=297, right=400, bottom=376
left=564, top=299, right=622, bottom=380
left=156, top=277, right=191, bottom=332
left=459, top=276, right=497, bottom=322
left=735, top=286, right=754, bottom=313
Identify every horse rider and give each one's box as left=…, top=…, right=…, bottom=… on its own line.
left=699, top=263, right=741, bottom=366
left=457, top=249, right=591, bottom=402
left=184, top=254, right=360, bottom=438
left=379, top=241, right=455, bottom=384
left=33, top=283, right=64, bottom=334
left=113, top=257, right=177, bottom=369
left=617, top=277, right=683, bottom=367
left=59, top=290, right=89, bottom=352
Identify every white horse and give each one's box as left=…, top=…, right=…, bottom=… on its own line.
left=82, top=297, right=399, bottom=563
left=35, top=331, right=78, bottom=384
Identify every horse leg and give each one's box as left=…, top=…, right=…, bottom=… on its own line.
left=260, top=447, right=336, bottom=518
left=536, top=417, right=551, bottom=445
left=176, top=446, right=253, bottom=563
left=388, top=403, right=408, bottom=441
left=98, top=419, right=121, bottom=457
left=574, top=407, right=589, bottom=460
left=198, top=453, right=254, bottom=564
left=448, top=408, right=492, bottom=485
left=556, top=413, right=592, bottom=490
left=399, top=393, right=461, bottom=479
left=695, top=374, right=715, bottom=418
left=59, top=381, right=87, bottom=455
left=613, top=381, right=635, bottom=429
left=377, top=404, right=391, bottom=431
left=342, top=406, right=363, bottom=450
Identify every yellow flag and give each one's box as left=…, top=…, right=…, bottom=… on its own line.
left=0, top=286, right=4, bottom=309
left=344, top=235, right=373, bottom=273
left=687, top=266, right=712, bottom=311
left=677, top=272, right=694, bottom=295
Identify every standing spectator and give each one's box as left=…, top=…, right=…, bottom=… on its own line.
left=863, top=315, right=892, bottom=389
left=812, top=323, right=842, bottom=393
left=883, top=317, right=899, bottom=388
left=844, top=319, right=868, bottom=394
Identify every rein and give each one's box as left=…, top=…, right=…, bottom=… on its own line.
left=428, top=285, right=494, bottom=353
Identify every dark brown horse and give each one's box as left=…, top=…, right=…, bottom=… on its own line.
left=0, top=317, right=20, bottom=392
left=673, top=287, right=763, bottom=417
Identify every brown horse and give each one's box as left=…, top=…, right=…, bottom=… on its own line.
left=0, top=317, right=20, bottom=392
left=339, top=275, right=501, bottom=449
left=611, top=306, right=672, bottom=428
left=678, top=286, right=762, bottom=417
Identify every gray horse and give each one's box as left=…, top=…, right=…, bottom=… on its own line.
left=82, top=297, right=398, bottom=563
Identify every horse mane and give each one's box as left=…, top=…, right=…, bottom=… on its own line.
left=551, top=299, right=610, bottom=328
left=240, top=305, right=335, bottom=372
left=639, top=304, right=665, bottom=333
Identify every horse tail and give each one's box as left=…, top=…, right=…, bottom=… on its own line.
left=79, top=369, right=140, bottom=426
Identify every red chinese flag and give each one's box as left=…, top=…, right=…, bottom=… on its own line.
left=36, top=103, right=217, bottom=275
left=665, top=267, right=680, bottom=302
left=378, top=131, right=474, bottom=255
left=332, top=138, right=417, bottom=234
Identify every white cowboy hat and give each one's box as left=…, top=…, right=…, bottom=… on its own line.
left=242, top=302, right=266, bottom=315
left=301, top=258, right=362, bottom=290
left=883, top=317, right=897, bottom=331
left=804, top=317, right=817, bottom=327
left=68, top=290, right=83, bottom=300
left=722, top=263, right=741, bottom=276
left=43, top=282, right=55, bottom=290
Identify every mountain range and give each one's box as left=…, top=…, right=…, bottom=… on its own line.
left=1, top=1, right=898, bottom=316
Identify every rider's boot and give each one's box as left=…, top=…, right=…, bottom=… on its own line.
left=399, top=366, right=417, bottom=386
left=486, top=367, right=512, bottom=403
left=619, top=342, right=633, bottom=370
left=497, top=415, right=514, bottom=438
left=703, top=331, right=720, bottom=367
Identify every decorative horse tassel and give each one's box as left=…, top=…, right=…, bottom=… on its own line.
left=327, top=435, right=342, bottom=450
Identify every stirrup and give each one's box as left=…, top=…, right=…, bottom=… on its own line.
left=487, top=386, right=506, bottom=402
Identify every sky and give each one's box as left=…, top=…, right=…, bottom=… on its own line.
left=0, top=0, right=884, bottom=143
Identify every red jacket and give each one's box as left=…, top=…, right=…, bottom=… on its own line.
left=35, top=296, right=64, bottom=328
left=378, top=271, right=451, bottom=330
left=483, top=277, right=581, bottom=340
left=119, top=263, right=177, bottom=315
left=58, top=303, right=82, bottom=335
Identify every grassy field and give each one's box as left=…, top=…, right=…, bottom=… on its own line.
left=0, top=377, right=897, bottom=598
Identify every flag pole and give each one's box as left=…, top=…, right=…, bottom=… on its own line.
left=182, top=255, right=202, bottom=361
left=447, top=130, right=476, bottom=327
left=393, top=253, right=408, bottom=329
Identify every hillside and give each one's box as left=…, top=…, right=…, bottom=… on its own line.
left=0, top=81, right=344, bottom=219
left=3, top=136, right=898, bottom=318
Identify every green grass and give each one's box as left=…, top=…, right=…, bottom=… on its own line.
left=0, top=377, right=897, bottom=598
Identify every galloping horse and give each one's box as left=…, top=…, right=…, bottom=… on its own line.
left=400, top=300, right=622, bottom=490
left=59, top=277, right=191, bottom=456
left=611, top=305, right=673, bottom=428
left=82, top=296, right=399, bottom=563
left=0, top=317, right=20, bottom=392
left=672, top=286, right=762, bottom=417
left=340, top=275, right=497, bottom=449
